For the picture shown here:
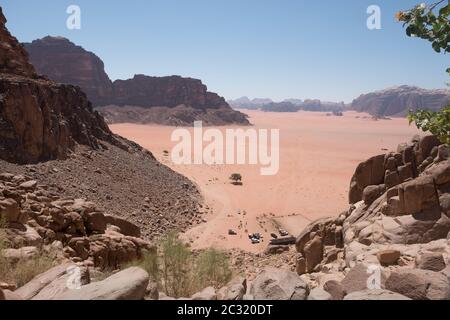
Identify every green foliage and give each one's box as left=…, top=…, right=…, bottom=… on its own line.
left=160, top=231, right=193, bottom=297
left=408, top=106, right=450, bottom=146
left=396, top=1, right=450, bottom=53
left=126, top=231, right=233, bottom=298
left=229, top=173, right=243, bottom=185
left=195, top=248, right=232, bottom=289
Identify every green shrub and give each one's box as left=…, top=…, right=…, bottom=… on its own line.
left=195, top=248, right=232, bottom=290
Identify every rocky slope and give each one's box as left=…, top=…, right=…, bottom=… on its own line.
left=24, top=37, right=249, bottom=126
left=351, top=85, right=450, bottom=117
left=0, top=6, right=202, bottom=241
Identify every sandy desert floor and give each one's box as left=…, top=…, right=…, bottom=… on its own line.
left=110, top=110, right=421, bottom=253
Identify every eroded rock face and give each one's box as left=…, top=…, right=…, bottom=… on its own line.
left=56, top=267, right=149, bottom=300
left=0, top=172, right=154, bottom=271
left=0, top=11, right=121, bottom=164
left=351, top=85, right=450, bottom=117
left=24, top=36, right=250, bottom=126
left=0, top=7, right=36, bottom=77
left=24, top=36, right=113, bottom=106
left=250, top=268, right=309, bottom=300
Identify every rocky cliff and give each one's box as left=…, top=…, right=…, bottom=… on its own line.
left=24, top=36, right=113, bottom=106
left=24, top=37, right=250, bottom=126
left=0, top=9, right=122, bottom=164
left=351, top=85, right=450, bottom=117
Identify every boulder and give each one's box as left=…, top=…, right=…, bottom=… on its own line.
left=15, top=264, right=74, bottom=300
left=105, top=214, right=141, bottom=238
left=307, top=287, right=332, bottom=300
left=323, top=280, right=346, bottom=300
left=250, top=268, right=309, bottom=300
left=0, top=289, right=23, bottom=300
left=415, top=252, right=446, bottom=272
left=363, top=185, right=385, bottom=206
left=385, top=268, right=449, bottom=300
left=376, top=249, right=401, bottom=266
left=217, top=277, right=247, bottom=301
left=349, top=154, right=385, bottom=204
left=55, top=267, right=149, bottom=300
left=304, top=235, right=324, bottom=272
left=344, top=289, right=411, bottom=300
left=341, top=263, right=387, bottom=294
left=191, top=287, right=217, bottom=301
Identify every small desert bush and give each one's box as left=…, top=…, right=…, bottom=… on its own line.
left=195, top=248, right=232, bottom=290
left=0, top=218, right=54, bottom=288
left=127, top=231, right=232, bottom=298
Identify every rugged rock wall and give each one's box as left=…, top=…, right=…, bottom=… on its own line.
left=351, top=85, right=450, bottom=117
left=24, top=36, right=113, bottom=106
left=0, top=7, right=36, bottom=77
left=0, top=9, right=121, bottom=164
left=24, top=36, right=250, bottom=125
left=294, top=135, right=450, bottom=300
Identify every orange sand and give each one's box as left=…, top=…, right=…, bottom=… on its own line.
left=110, top=110, right=421, bottom=253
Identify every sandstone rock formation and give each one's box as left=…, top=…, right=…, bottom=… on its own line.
left=24, top=36, right=250, bottom=126
left=24, top=36, right=113, bottom=106
left=0, top=10, right=122, bottom=164
left=293, top=135, right=450, bottom=300
left=0, top=7, right=35, bottom=78
left=351, top=85, right=450, bottom=117
left=0, top=173, right=154, bottom=272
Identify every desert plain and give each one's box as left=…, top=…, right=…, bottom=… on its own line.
left=111, top=110, right=421, bottom=253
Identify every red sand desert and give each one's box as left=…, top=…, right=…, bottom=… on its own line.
left=110, top=110, right=421, bottom=253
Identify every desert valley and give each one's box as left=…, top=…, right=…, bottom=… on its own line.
left=111, top=110, right=421, bottom=253
left=1, top=1, right=450, bottom=304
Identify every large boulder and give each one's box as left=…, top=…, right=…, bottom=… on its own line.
left=55, top=267, right=149, bottom=300
left=250, top=268, right=309, bottom=300
left=385, top=268, right=449, bottom=300
left=344, top=289, right=411, bottom=300
left=349, top=154, right=385, bottom=204
left=15, top=264, right=74, bottom=300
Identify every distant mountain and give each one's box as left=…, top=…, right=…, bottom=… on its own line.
left=351, top=85, right=450, bottom=117
left=228, top=97, right=273, bottom=109
left=23, top=36, right=249, bottom=126
left=261, top=99, right=347, bottom=113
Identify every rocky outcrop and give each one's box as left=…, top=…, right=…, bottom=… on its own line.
left=24, top=37, right=113, bottom=106
left=0, top=11, right=122, bottom=164
left=249, top=268, right=309, bottom=300
left=0, top=173, right=154, bottom=273
left=56, top=267, right=149, bottom=300
left=351, top=85, right=450, bottom=117
left=0, top=7, right=36, bottom=77
left=24, top=36, right=250, bottom=126
left=293, top=135, right=450, bottom=300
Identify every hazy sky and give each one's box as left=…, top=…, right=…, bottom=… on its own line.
left=2, top=0, right=448, bottom=102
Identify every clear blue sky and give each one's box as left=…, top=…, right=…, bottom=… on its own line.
left=1, top=0, right=448, bottom=102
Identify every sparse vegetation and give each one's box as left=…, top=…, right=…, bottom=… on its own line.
left=229, top=173, right=243, bottom=186
left=0, top=219, right=54, bottom=288
left=127, top=231, right=232, bottom=298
